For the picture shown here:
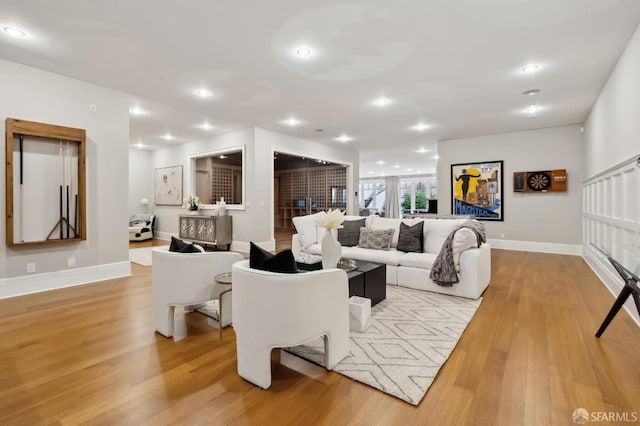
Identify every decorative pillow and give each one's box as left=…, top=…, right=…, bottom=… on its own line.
left=292, top=213, right=319, bottom=248
left=249, top=242, right=298, bottom=273
left=338, top=218, right=366, bottom=246
left=357, top=227, right=394, bottom=250
left=169, top=236, right=202, bottom=253
left=397, top=221, right=424, bottom=253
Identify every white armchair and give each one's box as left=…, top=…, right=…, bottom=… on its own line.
left=152, top=246, right=244, bottom=338
left=232, top=260, right=350, bottom=389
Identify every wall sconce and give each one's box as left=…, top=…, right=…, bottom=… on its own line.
left=141, top=198, right=149, bottom=213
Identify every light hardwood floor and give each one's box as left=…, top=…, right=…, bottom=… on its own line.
left=1, top=247, right=639, bottom=425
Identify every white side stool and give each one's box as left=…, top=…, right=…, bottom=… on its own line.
left=349, top=296, right=371, bottom=332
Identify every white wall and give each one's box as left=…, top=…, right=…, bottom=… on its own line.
left=149, top=127, right=359, bottom=250
left=151, top=127, right=255, bottom=245
left=0, top=59, right=131, bottom=297
left=584, top=25, right=640, bottom=177
left=583, top=24, right=640, bottom=326
left=128, top=148, right=152, bottom=217
left=437, top=125, right=584, bottom=248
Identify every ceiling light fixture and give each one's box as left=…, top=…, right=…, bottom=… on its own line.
left=296, top=47, right=312, bottom=57
left=394, top=164, right=400, bottom=169
left=335, top=134, right=353, bottom=143
left=219, top=155, right=227, bottom=159
left=283, top=118, right=300, bottom=126
left=412, top=123, right=429, bottom=131
left=525, top=105, right=540, bottom=117
left=136, top=141, right=144, bottom=148
left=376, top=160, right=385, bottom=165
left=129, top=106, right=145, bottom=115
left=521, top=64, right=539, bottom=73
left=523, top=89, right=541, bottom=96
left=372, top=97, right=390, bottom=107
left=194, top=88, right=212, bottom=98
left=416, top=147, right=429, bottom=154
left=3, top=27, right=26, bottom=38
left=433, top=155, right=440, bottom=160
left=162, top=133, right=174, bottom=141
left=200, top=122, right=214, bottom=130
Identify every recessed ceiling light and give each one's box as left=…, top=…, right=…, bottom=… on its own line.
left=394, top=164, right=400, bottom=169
left=194, top=88, right=212, bottom=98
left=525, top=105, right=540, bottom=117
left=416, top=147, right=429, bottom=154
left=433, top=155, right=440, bottom=160
left=162, top=133, right=174, bottom=140
left=372, top=97, right=390, bottom=107
left=376, top=160, right=385, bottom=165
left=3, top=27, right=26, bottom=38
left=412, top=123, right=430, bottom=131
left=296, top=47, right=312, bottom=57
left=219, top=155, right=226, bottom=159
left=283, top=118, right=300, bottom=126
left=129, top=106, right=145, bottom=115
left=136, top=141, right=144, bottom=148
left=368, top=171, right=373, bottom=174
left=521, top=64, right=539, bottom=73
left=407, top=168, right=413, bottom=172
left=523, top=89, right=541, bottom=96
left=200, top=122, right=214, bottom=130
left=335, top=134, right=353, bottom=143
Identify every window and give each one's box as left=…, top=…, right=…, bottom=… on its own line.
left=400, top=176, right=437, bottom=214
left=359, top=179, right=386, bottom=215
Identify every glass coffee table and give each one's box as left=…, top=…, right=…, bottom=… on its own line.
left=195, top=272, right=233, bottom=338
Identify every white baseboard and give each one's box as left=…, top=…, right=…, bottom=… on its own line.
left=488, top=238, right=582, bottom=255
left=0, top=261, right=131, bottom=300
left=582, top=247, right=640, bottom=328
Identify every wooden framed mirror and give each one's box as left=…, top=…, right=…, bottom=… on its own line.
left=5, top=118, right=86, bottom=246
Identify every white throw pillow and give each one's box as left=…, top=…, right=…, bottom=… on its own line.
left=292, top=213, right=319, bottom=248
left=423, top=218, right=467, bottom=254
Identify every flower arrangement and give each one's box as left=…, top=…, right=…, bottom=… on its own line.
left=182, top=195, right=200, bottom=211
left=316, top=208, right=346, bottom=230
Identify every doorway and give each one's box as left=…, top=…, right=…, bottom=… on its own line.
left=273, top=152, right=348, bottom=246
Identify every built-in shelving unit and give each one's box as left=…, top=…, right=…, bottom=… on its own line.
left=275, top=165, right=347, bottom=228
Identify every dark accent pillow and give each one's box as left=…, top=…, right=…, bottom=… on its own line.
left=397, top=221, right=424, bottom=253
left=338, top=218, right=366, bottom=246
left=249, top=242, right=298, bottom=273
left=169, top=236, right=201, bottom=253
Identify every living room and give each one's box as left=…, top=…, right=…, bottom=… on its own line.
left=1, top=1, right=640, bottom=424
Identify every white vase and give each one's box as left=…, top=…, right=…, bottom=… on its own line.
left=218, top=197, right=226, bottom=216
left=321, top=231, right=342, bottom=269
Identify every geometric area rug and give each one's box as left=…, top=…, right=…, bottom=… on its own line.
left=284, top=285, right=482, bottom=405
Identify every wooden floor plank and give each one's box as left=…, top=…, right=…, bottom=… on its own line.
left=1, top=247, right=639, bottom=425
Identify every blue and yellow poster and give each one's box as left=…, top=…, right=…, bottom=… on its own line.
left=451, top=161, right=503, bottom=221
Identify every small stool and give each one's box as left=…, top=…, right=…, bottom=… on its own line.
left=349, top=296, right=371, bottom=332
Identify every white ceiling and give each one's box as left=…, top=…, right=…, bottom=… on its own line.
left=1, top=0, right=640, bottom=177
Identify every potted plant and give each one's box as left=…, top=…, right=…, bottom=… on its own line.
left=183, top=195, right=200, bottom=215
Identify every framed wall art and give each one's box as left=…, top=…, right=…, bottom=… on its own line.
left=154, top=165, right=183, bottom=206
left=451, top=160, right=503, bottom=221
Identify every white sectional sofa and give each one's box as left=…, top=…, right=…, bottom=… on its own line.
left=291, top=214, right=491, bottom=300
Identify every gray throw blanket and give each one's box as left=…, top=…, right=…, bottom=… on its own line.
left=430, top=221, right=486, bottom=286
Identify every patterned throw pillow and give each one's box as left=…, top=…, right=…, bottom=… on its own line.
left=338, top=218, right=366, bottom=246
left=357, top=227, right=394, bottom=250
left=397, top=221, right=424, bottom=253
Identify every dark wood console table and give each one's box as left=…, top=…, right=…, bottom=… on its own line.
left=592, top=245, right=640, bottom=337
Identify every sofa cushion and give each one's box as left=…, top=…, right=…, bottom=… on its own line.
left=358, top=227, right=394, bottom=250
left=338, top=218, right=366, bottom=246
left=292, top=213, right=319, bottom=248
left=397, top=252, right=438, bottom=269
left=342, top=246, right=402, bottom=266
left=250, top=242, right=298, bottom=273
left=423, top=218, right=467, bottom=254
left=397, top=221, right=424, bottom=253
left=169, top=236, right=202, bottom=253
